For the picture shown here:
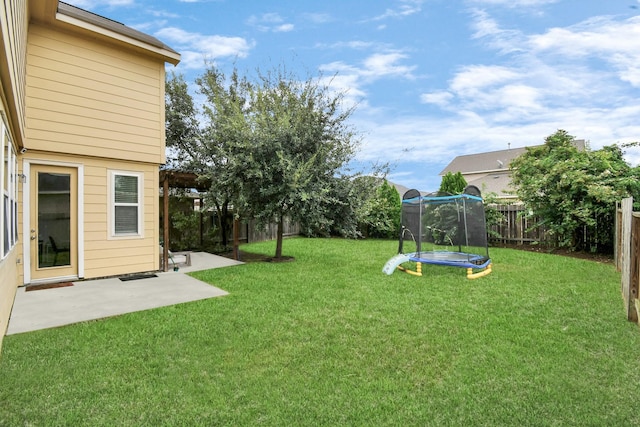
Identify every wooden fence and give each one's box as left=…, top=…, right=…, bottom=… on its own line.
left=238, top=218, right=300, bottom=244
left=163, top=201, right=300, bottom=252
left=488, top=204, right=552, bottom=246
left=614, top=197, right=639, bottom=323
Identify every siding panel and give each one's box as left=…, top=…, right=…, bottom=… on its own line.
left=27, top=80, right=158, bottom=116
left=0, top=0, right=28, bottom=136
left=22, top=153, right=160, bottom=278
left=28, top=25, right=159, bottom=83
left=25, top=24, right=164, bottom=164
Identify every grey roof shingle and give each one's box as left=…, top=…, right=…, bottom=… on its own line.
left=439, top=146, right=530, bottom=175
left=440, top=140, right=586, bottom=175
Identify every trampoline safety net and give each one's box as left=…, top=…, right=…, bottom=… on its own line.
left=398, top=185, right=490, bottom=268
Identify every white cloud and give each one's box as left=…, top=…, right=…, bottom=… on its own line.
left=361, top=52, right=417, bottom=79
left=420, top=91, right=453, bottom=106
left=450, top=11, right=640, bottom=115
left=470, top=9, right=525, bottom=54
left=147, top=9, right=180, bottom=19
left=155, top=27, right=254, bottom=69
left=355, top=102, right=640, bottom=169
left=315, top=40, right=381, bottom=50
left=530, top=16, right=640, bottom=87
left=247, top=13, right=294, bottom=32
left=319, top=50, right=417, bottom=111
left=354, top=9, right=640, bottom=184
left=321, top=51, right=416, bottom=80
left=530, top=17, right=640, bottom=56
left=319, top=73, right=368, bottom=111
left=370, top=0, right=424, bottom=21
left=274, top=24, right=295, bottom=33
left=469, top=12, right=640, bottom=91
left=449, top=65, right=519, bottom=96
left=303, top=13, right=333, bottom=24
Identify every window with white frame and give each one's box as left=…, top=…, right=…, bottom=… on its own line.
left=109, top=170, right=143, bottom=237
left=1, top=118, right=17, bottom=258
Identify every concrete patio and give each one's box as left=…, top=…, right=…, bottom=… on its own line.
left=7, top=252, right=242, bottom=335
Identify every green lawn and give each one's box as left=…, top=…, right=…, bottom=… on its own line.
left=1, top=238, right=639, bottom=426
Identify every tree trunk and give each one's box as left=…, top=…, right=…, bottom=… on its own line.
left=232, top=217, right=240, bottom=261
left=220, top=203, right=229, bottom=247
left=275, top=216, right=284, bottom=258
left=214, top=203, right=224, bottom=246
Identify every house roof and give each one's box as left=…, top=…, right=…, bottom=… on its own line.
left=57, top=2, right=179, bottom=56
left=439, top=146, right=530, bottom=175
left=440, top=139, right=586, bottom=176
left=440, top=139, right=586, bottom=199
left=30, top=1, right=180, bottom=65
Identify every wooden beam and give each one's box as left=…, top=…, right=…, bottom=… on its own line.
left=158, top=170, right=211, bottom=191
left=163, top=175, right=169, bottom=272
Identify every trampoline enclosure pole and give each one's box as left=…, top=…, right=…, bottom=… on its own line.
left=417, top=196, right=422, bottom=255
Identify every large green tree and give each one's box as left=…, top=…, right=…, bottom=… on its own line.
left=239, top=67, right=360, bottom=258
left=510, top=130, right=640, bottom=251
left=183, top=65, right=361, bottom=258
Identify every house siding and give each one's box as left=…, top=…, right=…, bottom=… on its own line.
left=83, top=158, right=160, bottom=278
left=1, top=0, right=177, bottom=354
left=25, top=24, right=166, bottom=164
left=0, top=0, right=27, bottom=351
left=0, top=0, right=28, bottom=138
left=0, top=249, right=19, bottom=339
left=21, top=152, right=160, bottom=281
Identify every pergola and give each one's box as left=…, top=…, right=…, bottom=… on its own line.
left=159, top=170, right=211, bottom=271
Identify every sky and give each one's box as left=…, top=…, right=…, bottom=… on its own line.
left=67, top=0, right=640, bottom=192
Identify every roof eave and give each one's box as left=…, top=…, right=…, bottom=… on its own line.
left=439, top=167, right=513, bottom=176
left=55, top=12, right=181, bottom=65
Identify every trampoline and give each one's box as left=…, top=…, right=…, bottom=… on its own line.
left=383, top=185, right=492, bottom=279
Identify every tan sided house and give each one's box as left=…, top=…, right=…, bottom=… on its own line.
left=440, top=140, right=586, bottom=200
left=0, top=0, right=180, bottom=351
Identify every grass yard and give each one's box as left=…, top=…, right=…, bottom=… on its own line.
left=1, top=238, right=640, bottom=426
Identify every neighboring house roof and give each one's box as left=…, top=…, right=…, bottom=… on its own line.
left=440, top=140, right=586, bottom=199
left=440, top=140, right=586, bottom=176
left=439, top=146, right=530, bottom=199
left=440, top=146, right=529, bottom=176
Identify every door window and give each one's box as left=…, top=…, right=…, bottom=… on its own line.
left=37, top=172, right=71, bottom=268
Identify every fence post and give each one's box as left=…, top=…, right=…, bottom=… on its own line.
left=615, top=201, right=622, bottom=271
left=631, top=213, right=640, bottom=322
left=620, top=197, right=637, bottom=322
